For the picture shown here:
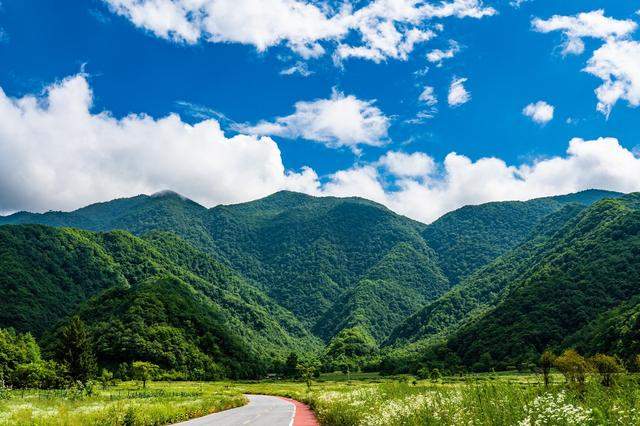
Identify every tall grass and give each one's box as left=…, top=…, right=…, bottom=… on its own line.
left=2, top=374, right=640, bottom=425
left=0, top=382, right=245, bottom=426
left=234, top=373, right=640, bottom=426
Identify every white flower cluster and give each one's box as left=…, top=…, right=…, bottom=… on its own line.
left=361, top=394, right=430, bottom=426
left=518, top=391, right=592, bottom=426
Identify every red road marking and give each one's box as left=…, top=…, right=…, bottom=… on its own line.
left=278, top=397, right=320, bottom=426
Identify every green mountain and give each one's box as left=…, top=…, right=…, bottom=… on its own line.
left=0, top=224, right=320, bottom=378
left=422, top=189, right=622, bottom=284
left=0, top=188, right=625, bottom=359
left=386, top=203, right=588, bottom=346
left=2, top=191, right=449, bottom=341
left=441, top=194, right=640, bottom=369
left=315, top=240, right=449, bottom=342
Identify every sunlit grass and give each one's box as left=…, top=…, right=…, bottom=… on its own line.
left=2, top=373, right=640, bottom=425
left=0, top=382, right=245, bottom=426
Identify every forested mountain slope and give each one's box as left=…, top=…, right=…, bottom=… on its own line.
left=387, top=203, right=588, bottom=346
left=0, top=225, right=320, bottom=377
left=314, top=240, right=449, bottom=342
left=422, top=189, right=622, bottom=284
left=0, top=188, right=622, bottom=345
left=444, top=194, right=640, bottom=369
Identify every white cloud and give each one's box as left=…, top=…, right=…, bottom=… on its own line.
left=532, top=10, right=637, bottom=55
left=319, top=137, right=640, bottom=223
left=280, top=61, right=314, bottom=77
left=523, top=100, right=554, bottom=124
left=426, top=40, right=460, bottom=66
left=0, top=75, right=318, bottom=213
left=377, top=151, right=435, bottom=178
left=534, top=10, right=640, bottom=116
left=584, top=39, right=640, bottom=117
left=237, top=90, right=390, bottom=152
left=448, top=77, right=470, bottom=106
left=419, top=86, right=438, bottom=106
left=103, top=0, right=496, bottom=62
left=5, top=77, right=640, bottom=225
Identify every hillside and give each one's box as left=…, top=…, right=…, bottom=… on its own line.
left=387, top=203, right=588, bottom=346
left=422, top=189, right=622, bottom=284
left=443, top=194, right=640, bottom=369
left=0, top=225, right=320, bottom=377
left=0, top=188, right=623, bottom=346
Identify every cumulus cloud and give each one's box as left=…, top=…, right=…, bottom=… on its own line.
left=522, top=101, right=554, bottom=124
left=534, top=10, right=640, bottom=116
left=0, top=75, right=318, bottom=213
left=319, top=137, right=640, bottom=223
left=377, top=151, right=435, bottom=178
left=4, top=76, right=640, bottom=225
left=237, top=90, right=390, bottom=152
left=426, top=40, right=460, bottom=66
left=448, top=77, right=470, bottom=106
left=103, top=0, right=495, bottom=62
left=532, top=9, right=637, bottom=55
left=584, top=39, right=640, bottom=117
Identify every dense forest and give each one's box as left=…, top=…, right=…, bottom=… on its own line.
left=3, top=188, right=640, bottom=381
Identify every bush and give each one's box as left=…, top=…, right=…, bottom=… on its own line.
left=554, top=349, right=591, bottom=390
left=10, top=361, right=66, bottom=389
left=590, top=354, right=624, bottom=387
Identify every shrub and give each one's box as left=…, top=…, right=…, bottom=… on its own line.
left=554, top=349, right=591, bottom=390
left=539, top=350, right=555, bottom=387
left=590, top=354, right=624, bottom=387
left=10, top=360, right=66, bottom=389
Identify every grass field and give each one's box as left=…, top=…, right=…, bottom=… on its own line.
left=0, top=382, right=245, bottom=426
left=1, top=372, right=639, bottom=425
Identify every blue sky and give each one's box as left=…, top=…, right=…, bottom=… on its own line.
left=1, top=0, right=640, bottom=222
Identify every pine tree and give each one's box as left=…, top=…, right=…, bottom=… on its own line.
left=59, top=316, right=96, bottom=383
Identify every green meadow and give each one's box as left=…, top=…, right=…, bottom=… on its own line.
left=2, top=372, right=640, bottom=425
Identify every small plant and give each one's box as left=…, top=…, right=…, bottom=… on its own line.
left=99, top=368, right=115, bottom=390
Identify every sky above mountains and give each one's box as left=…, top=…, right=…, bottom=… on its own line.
left=1, top=0, right=640, bottom=222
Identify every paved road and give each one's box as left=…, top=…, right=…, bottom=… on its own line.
left=173, top=394, right=295, bottom=426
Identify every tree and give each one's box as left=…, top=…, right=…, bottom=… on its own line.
left=590, top=354, right=624, bottom=387
left=10, top=361, right=65, bottom=389
left=554, top=349, right=591, bottom=390
left=131, top=361, right=159, bottom=388
left=285, top=352, right=299, bottom=378
left=296, top=361, right=318, bottom=390
left=59, top=316, right=96, bottom=383
left=540, top=350, right=556, bottom=387
left=99, top=369, right=115, bottom=389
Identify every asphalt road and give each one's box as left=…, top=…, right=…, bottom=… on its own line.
left=173, top=394, right=295, bottom=426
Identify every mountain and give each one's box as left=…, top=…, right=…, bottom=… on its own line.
left=386, top=203, right=588, bottom=346
left=2, top=191, right=448, bottom=339
left=422, top=189, right=622, bottom=284
left=441, top=194, right=640, bottom=369
left=314, top=240, right=449, bottom=342
left=0, top=224, right=320, bottom=377
left=0, top=188, right=623, bottom=348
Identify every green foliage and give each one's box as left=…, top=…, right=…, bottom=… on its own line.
left=324, top=327, right=378, bottom=373
left=10, top=360, right=66, bottom=389
left=57, top=316, right=96, bottom=383
left=554, top=349, right=592, bottom=389
left=540, top=350, right=555, bottom=387
left=589, top=354, right=624, bottom=387
left=131, top=361, right=160, bottom=388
